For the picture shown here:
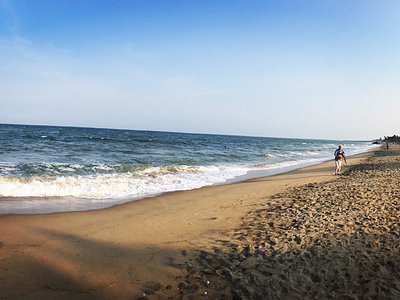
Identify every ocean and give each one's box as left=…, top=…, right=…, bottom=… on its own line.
left=0, top=124, right=376, bottom=214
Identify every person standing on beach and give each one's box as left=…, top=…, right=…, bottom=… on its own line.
left=334, top=145, right=347, bottom=175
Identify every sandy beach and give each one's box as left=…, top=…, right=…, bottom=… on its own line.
left=0, top=148, right=399, bottom=299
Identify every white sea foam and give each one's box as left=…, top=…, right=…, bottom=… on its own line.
left=0, top=165, right=249, bottom=200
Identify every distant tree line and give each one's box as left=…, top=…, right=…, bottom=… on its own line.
left=383, top=135, right=400, bottom=144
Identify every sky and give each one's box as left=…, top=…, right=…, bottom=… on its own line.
left=1, top=0, right=400, bottom=140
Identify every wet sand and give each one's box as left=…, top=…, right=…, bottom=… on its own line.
left=0, top=148, right=399, bottom=299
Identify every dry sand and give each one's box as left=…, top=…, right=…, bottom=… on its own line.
left=0, top=148, right=399, bottom=299
left=182, top=148, right=400, bottom=299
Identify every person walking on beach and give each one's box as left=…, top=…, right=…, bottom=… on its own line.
left=334, top=145, right=347, bottom=175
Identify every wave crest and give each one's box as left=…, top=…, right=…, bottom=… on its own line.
left=0, top=165, right=248, bottom=199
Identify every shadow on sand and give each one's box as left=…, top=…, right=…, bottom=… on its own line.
left=181, top=232, right=400, bottom=299
left=2, top=225, right=398, bottom=299
left=0, top=228, right=190, bottom=299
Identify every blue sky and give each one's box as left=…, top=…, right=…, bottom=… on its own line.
left=1, top=0, right=399, bottom=140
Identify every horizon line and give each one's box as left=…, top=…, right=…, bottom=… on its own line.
left=0, top=122, right=375, bottom=142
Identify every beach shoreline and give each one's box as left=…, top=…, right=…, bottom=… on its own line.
left=0, top=124, right=377, bottom=215
left=0, top=146, right=378, bottom=216
left=1, top=147, right=398, bottom=299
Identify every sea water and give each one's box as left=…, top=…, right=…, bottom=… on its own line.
left=0, top=124, right=377, bottom=214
